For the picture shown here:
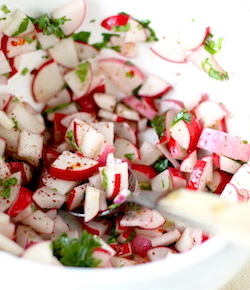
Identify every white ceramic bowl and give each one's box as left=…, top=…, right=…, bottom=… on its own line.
left=1, top=0, right=250, bottom=289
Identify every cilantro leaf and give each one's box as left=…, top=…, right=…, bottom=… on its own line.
left=72, top=31, right=91, bottom=43
left=12, top=17, right=30, bottom=37
left=30, top=13, right=70, bottom=38
left=1, top=5, right=11, bottom=14
left=92, top=33, right=120, bottom=51
left=52, top=231, right=101, bottom=267
left=204, top=34, right=224, bottom=54
left=150, top=114, right=165, bottom=138
left=171, top=110, right=192, bottom=126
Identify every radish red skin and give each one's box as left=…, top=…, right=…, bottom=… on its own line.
left=131, top=234, right=152, bottom=257
left=197, top=127, right=250, bottom=162
left=186, top=160, right=207, bottom=190
left=101, top=14, right=130, bottom=30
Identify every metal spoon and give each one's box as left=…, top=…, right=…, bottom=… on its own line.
left=69, top=168, right=250, bottom=249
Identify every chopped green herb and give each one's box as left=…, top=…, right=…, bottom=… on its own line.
left=0, top=17, right=6, bottom=21
left=44, top=102, right=72, bottom=114
left=201, top=58, right=229, bottom=81
left=171, top=110, right=192, bottom=126
left=1, top=5, right=11, bottom=14
left=72, top=31, right=91, bottom=43
left=24, top=36, right=35, bottom=44
left=30, top=14, right=70, bottom=38
left=154, top=158, right=169, bottom=172
left=125, top=71, right=135, bottom=78
left=136, top=19, right=158, bottom=42
left=113, top=23, right=131, bottom=32
left=139, top=183, right=151, bottom=190
left=90, top=19, right=96, bottom=23
left=12, top=97, right=20, bottom=103
left=21, top=67, right=29, bottom=76
left=52, top=231, right=101, bottom=267
left=106, top=225, right=119, bottom=244
left=124, top=153, right=135, bottom=161
left=243, top=140, right=248, bottom=144
left=12, top=17, right=30, bottom=37
left=42, top=55, right=49, bottom=59
left=0, top=177, right=18, bottom=198
left=150, top=114, right=165, bottom=138
left=11, top=118, right=18, bottom=129
left=66, top=130, right=80, bottom=151
left=92, top=33, right=120, bottom=51
left=75, top=62, right=89, bottom=83
left=132, top=84, right=142, bottom=96
left=123, top=230, right=136, bottom=243
left=204, top=34, right=224, bottom=54
left=108, top=203, right=121, bottom=210
left=101, top=169, right=108, bottom=191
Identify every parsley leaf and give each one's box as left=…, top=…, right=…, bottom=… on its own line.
left=0, top=177, right=18, bottom=198
left=72, top=31, right=91, bottom=43
left=12, top=17, right=30, bottom=37
left=150, top=114, right=165, bottom=138
left=30, top=13, right=70, bottom=38
left=52, top=231, right=101, bottom=267
left=171, top=110, right=192, bottom=126
left=75, top=62, right=89, bottom=83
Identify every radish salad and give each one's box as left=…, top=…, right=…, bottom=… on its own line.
left=0, top=0, right=249, bottom=268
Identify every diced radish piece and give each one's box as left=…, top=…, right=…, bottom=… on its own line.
left=17, top=130, right=43, bottom=166
left=99, top=58, right=144, bottom=95
left=42, top=174, right=77, bottom=195
left=16, top=224, right=43, bottom=248
left=0, top=109, right=15, bottom=130
left=51, top=0, right=86, bottom=36
left=186, top=160, right=207, bottom=191
left=175, top=227, right=203, bottom=252
left=151, top=229, right=181, bottom=247
left=166, top=137, right=187, bottom=160
left=64, top=61, right=93, bottom=99
left=0, top=138, right=6, bottom=157
left=195, top=100, right=227, bottom=128
left=75, top=42, right=99, bottom=61
left=0, top=233, right=24, bottom=256
left=213, top=153, right=241, bottom=174
left=2, top=32, right=37, bottom=58
left=61, top=112, right=95, bottom=128
left=32, top=186, right=66, bottom=209
left=197, top=127, right=250, bottom=162
left=207, top=169, right=232, bottom=194
left=99, top=167, right=121, bottom=199
left=22, top=241, right=61, bottom=265
left=111, top=257, right=137, bottom=267
left=229, top=164, right=250, bottom=200
left=0, top=126, right=20, bottom=152
left=114, top=138, right=140, bottom=161
left=201, top=155, right=214, bottom=184
left=135, top=142, right=162, bottom=166
left=131, top=234, right=152, bottom=257
left=93, top=93, right=117, bottom=112
left=8, top=103, right=45, bottom=134
left=98, top=109, right=125, bottom=122
left=109, top=36, right=137, bottom=58
left=0, top=12, right=12, bottom=32
left=150, top=35, right=186, bottom=63
left=220, top=183, right=240, bottom=202
left=169, top=113, right=201, bottom=152
left=156, top=99, right=184, bottom=115
left=122, top=96, right=157, bottom=120
left=66, top=184, right=86, bottom=211
left=21, top=210, right=54, bottom=234
left=180, top=150, right=197, bottom=173
left=82, top=219, right=109, bottom=237
left=0, top=50, right=11, bottom=75
left=32, top=59, right=65, bottom=103
left=50, top=151, right=99, bottom=181
left=0, top=94, right=12, bottom=110
left=137, top=75, right=172, bottom=98
left=101, top=14, right=130, bottom=30
left=12, top=204, right=34, bottom=223
left=48, top=37, right=79, bottom=69
left=131, top=164, right=157, bottom=183
left=124, top=18, right=147, bottom=43
left=114, top=122, right=137, bottom=145
left=150, top=169, right=172, bottom=193
left=84, top=186, right=101, bottom=222
left=188, top=44, right=228, bottom=78
left=3, top=9, right=34, bottom=37
left=115, top=103, right=140, bottom=121
left=92, top=248, right=113, bottom=268
left=156, top=143, right=181, bottom=169
left=36, top=32, right=60, bottom=50
left=147, top=247, right=175, bottom=261
left=168, top=167, right=187, bottom=189
left=94, top=142, right=115, bottom=165
left=91, top=122, right=114, bottom=145
left=178, top=25, right=210, bottom=51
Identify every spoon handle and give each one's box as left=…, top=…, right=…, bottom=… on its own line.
left=157, top=189, right=250, bottom=250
